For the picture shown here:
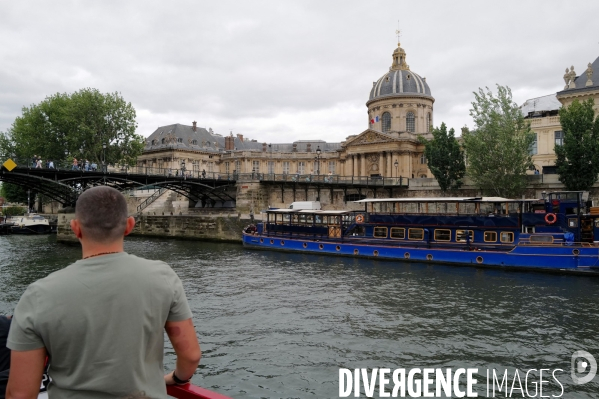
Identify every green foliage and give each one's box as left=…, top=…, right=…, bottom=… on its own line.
left=1, top=183, right=30, bottom=204
left=462, top=85, right=535, bottom=198
left=2, top=205, right=26, bottom=216
left=0, top=88, right=144, bottom=166
left=555, top=99, right=599, bottom=191
left=419, top=122, right=465, bottom=192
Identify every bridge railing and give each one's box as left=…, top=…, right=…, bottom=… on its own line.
left=255, top=173, right=409, bottom=186
left=6, top=158, right=409, bottom=186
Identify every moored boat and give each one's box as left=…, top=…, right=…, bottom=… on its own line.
left=243, top=191, right=599, bottom=274
left=7, top=214, right=51, bottom=234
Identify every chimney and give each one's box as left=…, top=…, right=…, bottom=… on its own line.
left=237, top=134, right=244, bottom=142
left=306, top=143, right=312, bottom=152
left=262, top=143, right=267, bottom=152
left=225, top=135, right=234, bottom=151
left=292, top=143, right=297, bottom=152
left=192, top=121, right=197, bottom=132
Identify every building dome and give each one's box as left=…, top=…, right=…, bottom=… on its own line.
left=368, top=43, right=432, bottom=104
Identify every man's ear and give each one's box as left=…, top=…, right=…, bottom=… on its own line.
left=70, top=219, right=82, bottom=239
left=124, top=216, right=136, bottom=236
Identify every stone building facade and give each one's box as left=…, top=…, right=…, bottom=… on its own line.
left=136, top=42, right=433, bottom=180
left=523, top=55, right=599, bottom=174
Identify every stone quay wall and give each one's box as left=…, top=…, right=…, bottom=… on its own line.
left=56, top=213, right=251, bottom=244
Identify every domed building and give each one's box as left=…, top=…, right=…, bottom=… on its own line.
left=136, top=41, right=434, bottom=187
left=339, top=41, right=433, bottom=178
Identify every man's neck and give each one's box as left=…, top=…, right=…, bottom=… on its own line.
left=80, top=242, right=124, bottom=260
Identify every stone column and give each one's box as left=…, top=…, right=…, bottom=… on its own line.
left=353, top=155, right=358, bottom=176
left=387, top=152, right=392, bottom=178
left=379, top=153, right=385, bottom=176
left=360, top=154, right=366, bottom=177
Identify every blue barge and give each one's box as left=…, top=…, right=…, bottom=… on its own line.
left=242, top=191, right=599, bottom=273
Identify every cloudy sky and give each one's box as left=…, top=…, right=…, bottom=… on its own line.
left=1, top=1, right=598, bottom=144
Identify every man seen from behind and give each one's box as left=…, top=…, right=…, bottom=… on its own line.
left=6, top=186, right=201, bottom=398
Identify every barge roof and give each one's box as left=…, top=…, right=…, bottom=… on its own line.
left=355, top=197, right=541, bottom=203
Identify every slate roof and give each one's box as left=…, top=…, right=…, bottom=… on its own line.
left=368, top=69, right=432, bottom=103
left=557, top=55, right=599, bottom=95
left=520, top=94, right=561, bottom=116
left=144, top=124, right=341, bottom=153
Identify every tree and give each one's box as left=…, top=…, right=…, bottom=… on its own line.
left=462, top=85, right=535, bottom=198
left=0, top=88, right=144, bottom=167
left=419, top=122, right=465, bottom=192
left=555, top=99, right=599, bottom=191
left=1, top=183, right=30, bottom=204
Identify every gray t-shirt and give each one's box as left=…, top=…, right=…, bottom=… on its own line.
left=8, top=252, right=192, bottom=399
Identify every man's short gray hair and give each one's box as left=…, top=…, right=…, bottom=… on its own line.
left=75, top=186, right=128, bottom=243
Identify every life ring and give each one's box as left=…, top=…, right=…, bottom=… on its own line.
left=355, top=214, right=364, bottom=224
left=545, top=213, right=557, bottom=224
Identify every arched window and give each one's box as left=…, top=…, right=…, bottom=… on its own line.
left=426, top=113, right=431, bottom=133
left=406, top=112, right=415, bottom=132
left=161, top=138, right=165, bottom=144
left=382, top=112, right=391, bottom=132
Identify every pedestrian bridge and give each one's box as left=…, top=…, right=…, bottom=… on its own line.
left=0, top=159, right=409, bottom=208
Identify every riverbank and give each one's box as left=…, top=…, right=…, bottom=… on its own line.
left=56, top=213, right=252, bottom=243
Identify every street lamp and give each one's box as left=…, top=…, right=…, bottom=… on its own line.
left=181, top=159, right=186, bottom=176
left=315, top=145, right=322, bottom=175
left=394, top=159, right=399, bottom=182
left=102, top=143, right=107, bottom=172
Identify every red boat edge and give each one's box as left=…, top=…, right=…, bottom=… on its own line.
left=167, top=383, right=233, bottom=399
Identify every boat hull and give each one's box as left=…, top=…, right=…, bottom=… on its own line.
left=11, top=224, right=52, bottom=234
left=242, top=233, right=599, bottom=274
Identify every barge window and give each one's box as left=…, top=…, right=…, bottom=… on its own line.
left=456, top=230, right=474, bottom=242
left=408, top=228, right=424, bottom=240
left=373, top=227, right=388, bottom=238
left=484, top=231, right=497, bottom=242
left=434, top=229, right=451, bottom=241
left=568, top=218, right=578, bottom=228
left=390, top=227, right=405, bottom=239
left=500, top=232, right=514, bottom=243
left=530, top=235, right=554, bottom=244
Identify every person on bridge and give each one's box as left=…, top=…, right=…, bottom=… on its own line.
left=6, top=186, right=201, bottom=399
left=71, top=158, right=78, bottom=170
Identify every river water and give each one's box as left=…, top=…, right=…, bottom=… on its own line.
left=1, top=235, right=599, bottom=398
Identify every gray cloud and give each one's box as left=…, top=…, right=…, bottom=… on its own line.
left=1, top=0, right=598, bottom=144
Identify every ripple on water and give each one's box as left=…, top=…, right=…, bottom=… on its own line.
left=2, top=236, right=599, bottom=397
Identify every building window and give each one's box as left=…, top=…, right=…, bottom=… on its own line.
left=328, top=161, right=336, bottom=174
left=225, top=162, right=230, bottom=174
left=297, top=161, right=305, bottom=174
left=177, top=138, right=183, bottom=143
left=235, top=160, right=241, bottom=173
left=426, top=113, right=431, bottom=132
left=406, top=112, right=415, bottom=132
left=161, top=138, right=165, bottom=144
left=207, top=162, right=214, bottom=173
left=382, top=112, right=391, bottom=132
left=283, top=161, right=290, bottom=174
left=268, top=161, right=275, bottom=174
left=252, top=161, right=260, bottom=173
left=530, top=133, right=538, bottom=155
left=192, top=161, right=199, bottom=172
left=192, top=140, right=197, bottom=145
left=555, top=131, right=564, bottom=146
left=420, top=154, right=427, bottom=164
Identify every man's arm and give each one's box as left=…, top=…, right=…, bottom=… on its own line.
left=6, top=347, right=46, bottom=399
left=164, top=318, right=201, bottom=385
